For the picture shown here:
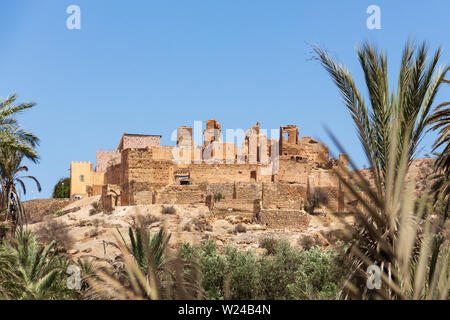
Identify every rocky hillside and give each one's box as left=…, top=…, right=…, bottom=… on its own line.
left=353, top=157, right=435, bottom=196
left=23, top=198, right=72, bottom=223
left=26, top=195, right=353, bottom=261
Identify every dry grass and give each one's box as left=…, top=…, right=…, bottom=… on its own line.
left=34, top=219, right=74, bottom=251
left=161, top=205, right=176, bottom=215
left=128, top=213, right=159, bottom=229
left=89, top=201, right=103, bottom=216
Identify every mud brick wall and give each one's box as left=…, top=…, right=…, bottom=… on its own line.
left=121, top=149, right=173, bottom=184
left=260, top=209, right=310, bottom=230
left=101, top=184, right=122, bottom=212
left=120, top=149, right=175, bottom=204
left=121, top=182, right=132, bottom=206
left=106, top=163, right=122, bottom=185
left=275, top=159, right=311, bottom=184
left=262, top=183, right=305, bottom=210
left=189, top=164, right=261, bottom=184
left=154, top=185, right=206, bottom=204
left=309, top=168, right=340, bottom=189
left=206, top=183, right=235, bottom=199
left=148, top=146, right=174, bottom=161
left=133, top=190, right=154, bottom=205
left=213, top=199, right=255, bottom=212
left=90, top=185, right=103, bottom=196
left=235, top=182, right=262, bottom=200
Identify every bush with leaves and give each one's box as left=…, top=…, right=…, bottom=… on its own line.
left=287, top=245, right=347, bottom=300
left=180, top=239, right=347, bottom=300
left=53, top=177, right=70, bottom=199
left=0, top=231, right=79, bottom=300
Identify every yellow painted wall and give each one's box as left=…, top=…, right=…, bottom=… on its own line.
left=70, top=161, right=93, bottom=198
left=70, top=161, right=106, bottom=198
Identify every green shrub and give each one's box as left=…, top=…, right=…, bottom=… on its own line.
left=257, top=240, right=303, bottom=299
left=213, top=193, right=224, bottom=202
left=222, top=246, right=258, bottom=300
left=180, top=239, right=348, bottom=300
left=287, top=246, right=347, bottom=300
left=53, top=177, right=70, bottom=199
left=0, top=231, right=79, bottom=300
left=259, top=237, right=278, bottom=255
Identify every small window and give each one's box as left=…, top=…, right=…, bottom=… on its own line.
left=79, top=175, right=84, bottom=182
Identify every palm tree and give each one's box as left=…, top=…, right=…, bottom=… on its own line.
left=314, top=41, right=449, bottom=299
left=313, top=41, right=449, bottom=199
left=0, top=95, right=40, bottom=233
left=427, top=94, right=450, bottom=218
left=429, top=172, right=449, bottom=222
left=0, top=94, right=39, bottom=163
left=89, top=228, right=204, bottom=299
left=427, top=94, right=450, bottom=175
left=328, top=130, right=449, bottom=299
left=118, top=227, right=171, bottom=272
left=0, top=148, right=41, bottom=232
left=0, top=231, right=74, bottom=299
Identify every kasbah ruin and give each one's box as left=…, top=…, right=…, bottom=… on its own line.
left=70, top=119, right=355, bottom=229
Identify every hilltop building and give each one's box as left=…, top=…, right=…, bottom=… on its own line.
left=70, top=120, right=351, bottom=226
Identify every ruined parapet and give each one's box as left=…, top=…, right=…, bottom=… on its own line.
left=203, top=119, right=222, bottom=147
left=177, top=126, right=193, bottom=147
left=101, top=184, right=121, bottom=213
left=279, top=125, right=299, bottom=155
left=96, top=149, right=121, bottom=172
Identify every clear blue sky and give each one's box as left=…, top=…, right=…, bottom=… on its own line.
left=1, top=0, right=449, bottom=199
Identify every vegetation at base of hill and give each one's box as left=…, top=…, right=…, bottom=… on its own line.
left=87, top=227, right=204, bottom=300
left=179, top=239, right=348, bottom=300
left=0, top=231, right=79, bottom=300
left=53, top=177, right=70, bottom=199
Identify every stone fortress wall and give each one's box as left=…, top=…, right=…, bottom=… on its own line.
left=70, top=120, right=353, bottom=228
